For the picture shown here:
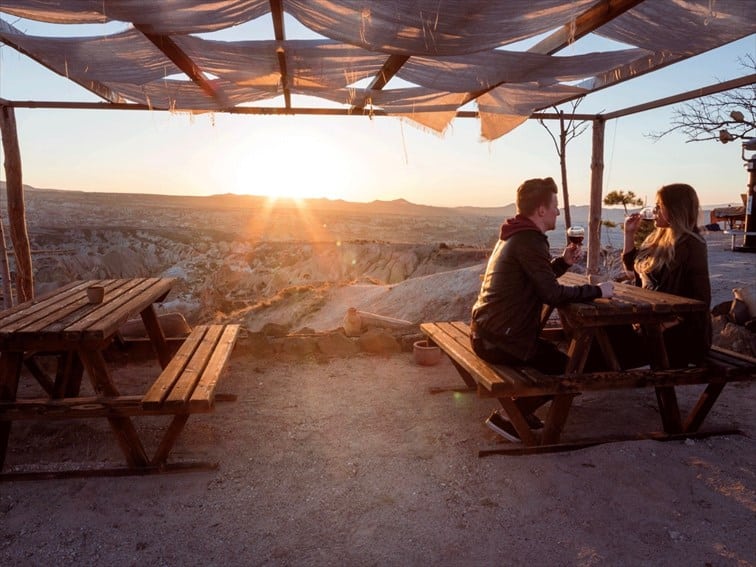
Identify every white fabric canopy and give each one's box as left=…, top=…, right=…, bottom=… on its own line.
left=1, top=0, right=754, bottom=140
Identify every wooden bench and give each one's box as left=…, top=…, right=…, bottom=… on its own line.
left=421, top=321, right=756, bottom=454
left=143, top=324, right=239, bottom=412
left=0, top=324, right=240, bottom=477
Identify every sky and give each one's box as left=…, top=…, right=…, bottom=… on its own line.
left=0, top=13, right=754, bottom=209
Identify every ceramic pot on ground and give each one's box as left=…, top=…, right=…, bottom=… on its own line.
left=343, top=307, right=362, bottom=337
left=413, top=340, right=442, bottom=366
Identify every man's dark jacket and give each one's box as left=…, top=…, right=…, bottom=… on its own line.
left=471, top=215, right=601, bottom=360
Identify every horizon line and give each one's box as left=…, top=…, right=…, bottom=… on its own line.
left=0, top=182, right=742, bottom=210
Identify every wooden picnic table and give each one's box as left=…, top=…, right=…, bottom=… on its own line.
left=548, top=273, right=709, bottom=439
left=554, top=272, right=706, bottom=373
left=0, top=278, right=174, bottom=473
left=422, top=273, right=756, bottom=454
left=0, top=278, right=240, bottom=478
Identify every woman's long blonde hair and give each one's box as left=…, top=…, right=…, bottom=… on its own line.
left=635, top=183, right=704, bottom=274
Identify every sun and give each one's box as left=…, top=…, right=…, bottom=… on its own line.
left=229, top=122, right=354, bottom=202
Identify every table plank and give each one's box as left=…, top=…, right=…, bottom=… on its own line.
left=67, top=278, right=172, bottom=339
left=0, top=281, right=90, bottom=334
left=558, top=273, right=706, bottom=318
left=0, top=279, right=175, bottom=352
left=44, top=279, right=141, bottom=333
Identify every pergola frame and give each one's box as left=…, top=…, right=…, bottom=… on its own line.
left=2, top=71, right=754, bottom=306
left=0, top=0, right=754, bottom=305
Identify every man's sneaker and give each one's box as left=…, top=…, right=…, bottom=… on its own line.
left=485, top=411, right=521, bottom=442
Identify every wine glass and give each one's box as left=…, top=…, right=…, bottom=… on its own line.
left=566, top=225, right=585, bottom=246
left=639, top=206, right=656, bottom=220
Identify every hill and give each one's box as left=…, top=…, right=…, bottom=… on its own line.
left=2, top=182, right=729, bottom=224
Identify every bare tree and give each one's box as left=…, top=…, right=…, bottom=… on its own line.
left=538, top=98, right=590, bottom=228
left=648, top=54, right=755, bottom=144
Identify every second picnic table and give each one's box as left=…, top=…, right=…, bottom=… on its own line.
left=0, top=277, right=239, bottom=477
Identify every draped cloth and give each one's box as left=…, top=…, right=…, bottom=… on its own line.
left=1, top=1, right=754, bottom=139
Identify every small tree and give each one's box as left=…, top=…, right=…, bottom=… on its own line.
left=538, top=98, right=589, bottom=228
left=603, top=190, right=644, bottom=214
left=604, top=191, right=656, bottom=248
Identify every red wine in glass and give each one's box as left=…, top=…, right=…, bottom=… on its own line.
left=639, top=206, right=656, bottom=220
left=566, top=226, right=585, bottom=245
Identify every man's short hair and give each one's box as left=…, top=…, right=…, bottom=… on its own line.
left=516, top=177, right=558, bottom=216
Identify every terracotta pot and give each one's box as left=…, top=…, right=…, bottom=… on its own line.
left=413, top=340, right=442, bottom=366
left=343, top=307, right=362, bottom=337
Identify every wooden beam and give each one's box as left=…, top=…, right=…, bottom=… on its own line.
left=0, top=106, right=33, bottom=302
left=367, top=54, right=410, bottom=91
left=270, top=0, right=285, bottom=40
left=135, top=27, right=230, bottom=109
left=529, top=0, right=646, bottom=55
left=276, top=48, right=292, bottom=109
left=462, top=0, right=645, bottom=107
left=1, top=100, right=599, bottom=121
left=356, top=0, right=634, bottom=110
left=604, top=74, right=756, bottom=120
left=269, top=0, right=291, bottom=109
left=351, top=54, right=410, bottom=110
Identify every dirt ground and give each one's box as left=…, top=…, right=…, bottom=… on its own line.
left=1, top=347, right=755, bottom=566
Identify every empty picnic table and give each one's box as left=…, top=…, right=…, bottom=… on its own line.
left=0, top=278, right=239, bottom=478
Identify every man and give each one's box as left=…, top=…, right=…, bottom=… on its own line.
left=470, top=177, right=614, bottom=441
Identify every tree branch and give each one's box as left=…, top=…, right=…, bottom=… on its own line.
left=647, top=54, right=756, bottom=144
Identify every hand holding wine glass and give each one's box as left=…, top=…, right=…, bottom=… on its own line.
left=624, top=213, right=642, bottom=236
left=639, top=206, right=656, bottom=220
left=564, top=226, right=585, bottom=265
left=626, top=206, right=655, bottom=236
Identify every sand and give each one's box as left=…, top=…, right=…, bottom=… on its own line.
left=1, top=232, right=754, bottom=566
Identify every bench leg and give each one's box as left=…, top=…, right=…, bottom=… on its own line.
left=58, top=351, right=84, bottom=398
left=564, top=331, right=594, bottom=374
left=21, top=351, right=85, bottom=399
left=683, top=383, right=727, bottom=433
left=497, top=398, right=538, bottom=446
left=105, top=419, right=150, bottom=468
left=0, top=352, right=23, bottom=470
left=541, top=394, right=576, bottom=445
left=140, top=304, right=172, bottom=369
left=151, top=414, right=190, bottom=465
left=449, top=359, right=478, bottom=390
left=655, top=386, right=683, bottom=434
left=23, top=356, right=55, bottom=396
left=78, top=349, right=150, bottom=467
left=493, top=394, right=575, bottom=447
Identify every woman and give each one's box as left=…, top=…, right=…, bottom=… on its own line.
left=621, top=183, right=712, bottom=367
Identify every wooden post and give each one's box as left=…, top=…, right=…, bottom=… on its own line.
left=0, top=216, right=12, bottom=308
left=0, top=105, right=33, bottom=302
left=587, top=117, right=605, bottom=275
left=734, top=154, right=756, bottom=252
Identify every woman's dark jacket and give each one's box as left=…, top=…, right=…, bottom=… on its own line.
left=623, top=231, right=712, bottom=366
left=471, top=216, right=601, bottom=360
